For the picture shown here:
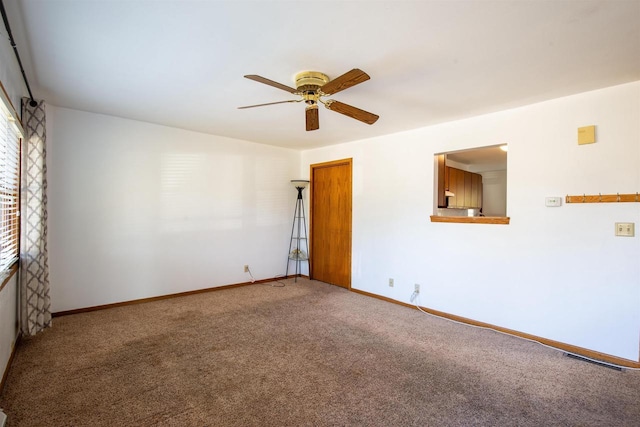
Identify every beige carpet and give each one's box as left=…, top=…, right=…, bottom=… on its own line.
left=1, top=278, right=638, bottom=426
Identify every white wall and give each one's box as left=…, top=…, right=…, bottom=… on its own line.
left=47, top=106, right=300, bottom=312
left=14, top=75, right=640, bottom=362
left=301, top=82, right=640, bottom=361
left=0, top=37, right=24, bottom=112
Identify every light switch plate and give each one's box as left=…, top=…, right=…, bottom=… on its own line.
left=615, top=222, right=635, bottom=237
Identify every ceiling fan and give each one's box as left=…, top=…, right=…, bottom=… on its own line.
left=238, top=69, right=379, bottom=131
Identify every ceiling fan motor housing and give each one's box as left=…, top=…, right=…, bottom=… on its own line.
left=296, top=71, right=329, bottom=105
left=295, top=71, right=329, bottom=90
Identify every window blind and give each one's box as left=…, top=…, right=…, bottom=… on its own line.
left=0, top=88, right=22, bottom=278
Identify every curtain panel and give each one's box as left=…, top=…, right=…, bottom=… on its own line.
left=20, top=98, right=51, bottom=336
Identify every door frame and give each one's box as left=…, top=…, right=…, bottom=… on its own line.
left=309, top=158, right=353, bottom=288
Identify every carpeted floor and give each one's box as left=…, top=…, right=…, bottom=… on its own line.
left=1, top=278, right=638, bottom=426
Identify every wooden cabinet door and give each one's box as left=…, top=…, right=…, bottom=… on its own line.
left=464, top=171, right=473, bottom=208
left=455, top=168, right=463, bottom=207
left=448, top=167, right=458, bottom=207
left=437, top=155, right=446, bottom=207
left=444, top=165, right=450, bottom=192
left=471, top=173, right=481, bottom=208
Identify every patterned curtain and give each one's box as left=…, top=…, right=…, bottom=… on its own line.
left=19, top=99, right=51, bottom=336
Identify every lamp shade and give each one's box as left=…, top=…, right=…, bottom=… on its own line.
left=291, top=179, right=310, bottom=189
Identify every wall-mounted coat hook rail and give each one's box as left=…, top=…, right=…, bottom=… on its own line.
left=565, top=193, right=640, bottom=204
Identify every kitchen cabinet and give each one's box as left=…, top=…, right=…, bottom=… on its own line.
left=444, top=166, right=483, bottom=209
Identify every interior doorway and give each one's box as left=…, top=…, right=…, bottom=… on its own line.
left=309, top=158, right=352, bottom=289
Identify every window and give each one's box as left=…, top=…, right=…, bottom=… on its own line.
left=431, top=145, right=509, bottom=224
left=0, top=84, right=22, bottom=282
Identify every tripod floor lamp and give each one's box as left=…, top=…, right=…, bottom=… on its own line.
left=286, top=180, right=309, bottom=281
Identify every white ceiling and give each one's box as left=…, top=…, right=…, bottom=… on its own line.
left=5, top=0, right=640, bottom=150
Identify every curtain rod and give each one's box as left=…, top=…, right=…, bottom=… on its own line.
left=0, top=0, right=37, bottom=107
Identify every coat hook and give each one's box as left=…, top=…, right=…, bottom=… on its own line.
left=583, top=194, right=586, bottom=203
left=599, top=193, right=602, bottom=202
left=636, top=192, right=639, bottom=202
left=617, top=193, right=620, bottom=202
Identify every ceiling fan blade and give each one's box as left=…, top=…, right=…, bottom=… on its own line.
left=306, top=106, right=319, bottom=131
left=238, top=99, right=300, bottom=109
left=320, top=69, right=370, bottom=95
left=325, top=100, right=379, bottom=125
left=244, top=75, right=298, bottom=94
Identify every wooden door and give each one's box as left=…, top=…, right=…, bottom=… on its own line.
left=310, top=159, right=352, bottom=289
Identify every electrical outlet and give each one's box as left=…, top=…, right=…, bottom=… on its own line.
left=615, top=222, right=635, bottom=237
left=244, top=265, right=249, bottom=273
left=389, top=278, right=394, bottom=287
left=545, top=197, right=562, bottom=207
left=414, top=284, right=420, bottom=293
